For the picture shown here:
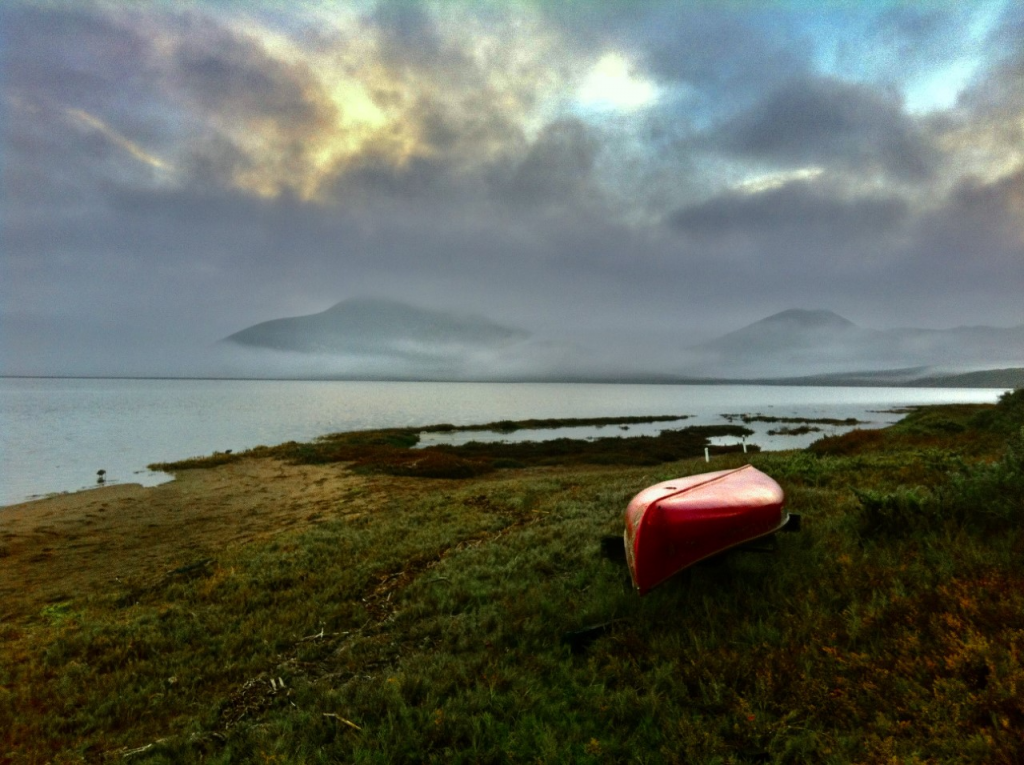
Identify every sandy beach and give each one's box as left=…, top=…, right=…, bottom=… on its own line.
left=0, top=460, right=370, bottom=625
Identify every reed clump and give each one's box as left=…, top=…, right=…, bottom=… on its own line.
left=4, top=390, right=1022, bottom=764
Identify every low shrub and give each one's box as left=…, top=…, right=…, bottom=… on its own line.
left=855, top=426, right=1024, bottom=538
left=938, top=426, right=1024, bottom=530
left=855, top=487, right=937, bottom=539
left=809, top=428, right=886, bottom=456
left=373, top=450, right=494, bottom=479
left=889, top=404, right=989, bottom=436
left=971, top=388, right=1024, bottom=434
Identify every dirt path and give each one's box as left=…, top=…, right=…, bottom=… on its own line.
left=0, top=459, right=370, bottom=624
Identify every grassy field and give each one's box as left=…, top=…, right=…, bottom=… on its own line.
left=2, top=391, right=1022, bottom=763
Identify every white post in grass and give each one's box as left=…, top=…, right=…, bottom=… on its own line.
left=742, top=436, right=747, bottom=454
left=704, top=447, right=710, bottom=463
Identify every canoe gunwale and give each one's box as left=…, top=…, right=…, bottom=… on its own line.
left=626, top=510, right=791, bottom=594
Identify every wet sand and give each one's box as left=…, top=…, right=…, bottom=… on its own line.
left=0, top=459, right=371, bottom=624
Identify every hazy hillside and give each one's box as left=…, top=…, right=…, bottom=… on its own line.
left=688, top=309, right=1024, bottom=378
left=217, top=298, right=535, bottom=380
left=216, top=300, right=1022, bottom=384
left=224, top=297, right=529, bottom=357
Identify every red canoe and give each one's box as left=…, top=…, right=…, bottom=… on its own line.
left=624, top=465, right=788, bottom=595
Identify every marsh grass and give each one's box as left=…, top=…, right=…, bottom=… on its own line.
left=420, top=415, right=693, bottom=433
left=151, top=421, right=755, bottom=479
left=4, top=392, right=1023, bottom=763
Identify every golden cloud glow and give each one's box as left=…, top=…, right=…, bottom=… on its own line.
left=194, top=6, right=568, bottom=202
left=131, top=5, right=657, bottom=205
left=65, top=107, right=174, bottom=173
left=937, top=114, right=1024, bottom=187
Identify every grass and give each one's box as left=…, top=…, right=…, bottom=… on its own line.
left=3, top=390, right=1023, bottom=763
left=419, top=415, right=693, bottom=433
left=722, top=415, right=864, bottom=426
left=150, top=421, right=755, bottom=478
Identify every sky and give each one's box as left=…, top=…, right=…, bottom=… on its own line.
left=2, top=0, right=1023, bottom=377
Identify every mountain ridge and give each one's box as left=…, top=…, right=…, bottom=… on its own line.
left=219, top=299, right=1023, bottom=384
left=688, top=308, right=1024, bottom=378
left=223, top=297, right=529, bottom=358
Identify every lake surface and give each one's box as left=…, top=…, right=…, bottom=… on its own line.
left=0, top=377, right=1008, bottom=507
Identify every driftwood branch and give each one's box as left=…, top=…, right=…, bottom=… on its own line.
left=323, top=713, right=362, bottom=731
left=114, top=738, right=166, bottom=759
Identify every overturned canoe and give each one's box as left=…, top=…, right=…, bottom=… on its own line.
left=624, top=465, right=788, bottom=595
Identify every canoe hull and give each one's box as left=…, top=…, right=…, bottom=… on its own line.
left=624, top=465, right=787, bottom=595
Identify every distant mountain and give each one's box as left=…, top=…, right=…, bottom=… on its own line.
left=218, top=300, right=1022, bottom=385
left=223, top=297, right=529, bottom=359
left=700, top=308, right=864, bottom=351
left=724, top=308, right=859, bottom=335
left=689, top=309, right=1024, bottom=378
left=904, top=368, right=1024, bottom=389
left=708, top=367, right=1024, bottom=388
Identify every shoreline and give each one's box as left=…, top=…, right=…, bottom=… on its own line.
left=3, top=381, right=1007, bottom=508
left=2, top=369, right=1021, bottom=387
left=4, top=392, right=1022, bottom=762
left=0, top=459, right=371, bottom=625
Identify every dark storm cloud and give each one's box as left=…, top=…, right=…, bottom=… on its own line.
left=2, top=6, right=151, bottom=115
left=664, top=178, right=914, bottom=313
left=2, top=6, right=169, bottom=188
left=711, top=76, right=937, bottom=180
left=669, top=180, right=908, bottom=248
left=803, top=167, right=1024, bottom=328
left=905, top=169, right=1024, bottom=285
left=168, top=18, right=334, bottom=129
left=664, top=163, right=1022, bottom=331
left=490, top=119, right=600, bottom=208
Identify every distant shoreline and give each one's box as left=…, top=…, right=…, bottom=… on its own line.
left=2, top=367, right=1021, bottom=388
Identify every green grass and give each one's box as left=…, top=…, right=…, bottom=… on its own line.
left=723, top=414, right=863, bottom=426
left=5, top=390, right=1023, bottom=763
left=420, top=415, right=693, bottom=433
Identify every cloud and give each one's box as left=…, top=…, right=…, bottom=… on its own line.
left=63, top=108, right=174, bottom=172
left=946, top=4, right=1024, bottom=175
left=668, top=178, right=909, bottom=261
left=2, top=5, right=152, bottom=116
left=539, top=2, right=811, bottom=112
left=904, top=168, right=1024, bottom=285
left=158, top=13, right=347, bottom=199
left=711, top=76, right=937, bottom=181
left=576, top=52, right=660, bottom=113
left=2, top=0, right=1023, bottom=379
left=489, top=118, right=600, bottom=208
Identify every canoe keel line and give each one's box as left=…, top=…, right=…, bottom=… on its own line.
left=623, top=464, right=798, bottom=595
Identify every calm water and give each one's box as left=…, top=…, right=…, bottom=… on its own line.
left=0, top=377, right=1007, bottom=507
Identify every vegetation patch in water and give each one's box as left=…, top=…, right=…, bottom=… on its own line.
left=151, top=420, right=746, bottom=478
left=766, top=425, right=824, bottom=436
left=723, top=413, right=864, bottom=426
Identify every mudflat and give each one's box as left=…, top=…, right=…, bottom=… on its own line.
left=0, top=460, right=369, bottom=624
